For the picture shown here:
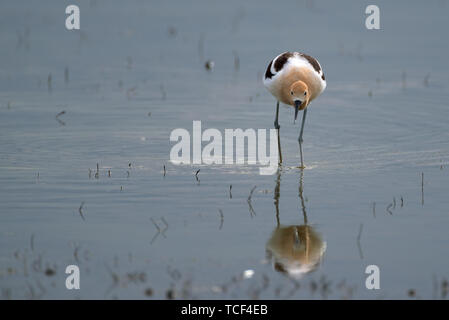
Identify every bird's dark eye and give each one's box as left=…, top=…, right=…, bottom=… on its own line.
left=304, top=92, right=307, bottom=96
left=290, top=91, right=293, bottom=95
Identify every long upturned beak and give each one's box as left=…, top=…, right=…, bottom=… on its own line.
left=294, top=100, right=302, bottom=123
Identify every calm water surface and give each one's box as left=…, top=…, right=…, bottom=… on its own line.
left=1, top=0, right=449, bottom=299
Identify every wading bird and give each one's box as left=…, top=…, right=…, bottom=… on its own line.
left=266, top=170, right=326, bottom=278
left=263, top=52, right=326, bottom=167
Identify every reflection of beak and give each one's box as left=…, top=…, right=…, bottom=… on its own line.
left=294, top=100, right=302, bottom=123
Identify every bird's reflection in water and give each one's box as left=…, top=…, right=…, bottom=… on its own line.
left=265, top=170, right=326, bottom=278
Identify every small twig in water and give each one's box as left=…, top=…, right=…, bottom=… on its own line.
left=79, top=202, right=85, bottom=221
left=55, top=111, right=66, bottom=126
left=248, top=185, right=257, bottom=201
left=233, top=51, right=240, bottom=71
left=160, top=217, right=169, bottom=235
left=357, top=224, right=363, bottom=242
left=218, top=209, right=224, bottom=230
left=195, top=169, right=200, bottom=182
left=386, top=203, right=393, bottom=215
left=421, top=172, right=424, bottom=206
left=47, top=73, right=52, bottom=93
left=150, top=218, right=165, bottom=244
left=64, top=66, right=69, bottom=84
left=247, top=186, right=257, bottom=217
left=247, top=200, right=256, bottom=217
left=357, top=223, right=364, bottom=259
left=73, top=244, right=80, bottom=263
left=150, top=218, right=160, bottom=232
left=150, top=232, right=159, bottom=245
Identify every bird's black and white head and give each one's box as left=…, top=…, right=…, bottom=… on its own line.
left=290, top=80, right=309, bottom=121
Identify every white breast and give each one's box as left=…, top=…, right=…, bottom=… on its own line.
left=263, top=52, right=326, bottom=99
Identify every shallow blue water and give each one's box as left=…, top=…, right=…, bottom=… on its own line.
left=1, top=0, right=449, bottom=299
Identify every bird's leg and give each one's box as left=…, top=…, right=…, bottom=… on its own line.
left=299, top=168, right=308, bottom=225
left=274, top=169, right=281, bottom=227
left=298, top=108, right=308, bottom=168
left=274, top=101, right=282, bottom=164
